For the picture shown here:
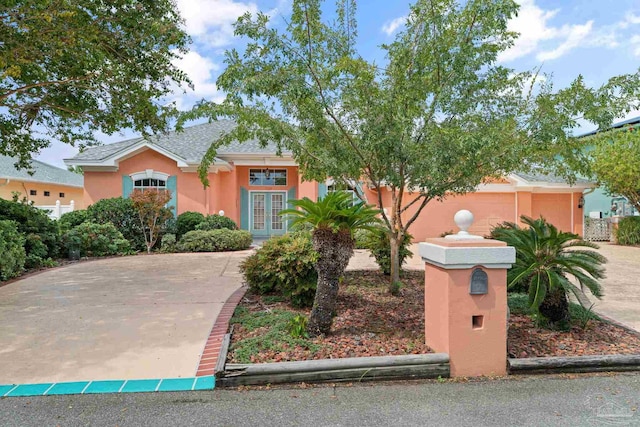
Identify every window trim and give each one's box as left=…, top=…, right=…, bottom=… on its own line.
left=248, top=168, right=288, bottom=187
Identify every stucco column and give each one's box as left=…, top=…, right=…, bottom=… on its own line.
left=420, top=210, right=515, bottom=377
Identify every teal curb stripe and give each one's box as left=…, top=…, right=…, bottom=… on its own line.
left=0, top=376, right=215, bottom=397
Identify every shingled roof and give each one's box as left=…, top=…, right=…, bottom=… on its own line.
left=0, top=155, right=83, bottom=187
left=69, top=120, right=286, bottom=163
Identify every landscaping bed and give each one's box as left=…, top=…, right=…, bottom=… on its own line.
left=228, top=270, right=640, bottom=365
left=228, top=270, right=432, bottom=364
left=507, top=294, right=640, bottom=358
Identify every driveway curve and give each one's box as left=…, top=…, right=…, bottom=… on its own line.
left=0, top=252, right=249, bottom=384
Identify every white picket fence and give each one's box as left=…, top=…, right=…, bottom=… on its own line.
left=36, top=200, right=76, bottom=220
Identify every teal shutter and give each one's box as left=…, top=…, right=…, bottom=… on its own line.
left=166, top=176, right=177, bottom=216
left=122, top=176, right=133, bottom=198
left=287, top=187, right=297, bottom=232
left=240, top=187, right=249, bottom=230
left=318, top=182, right=327, bottom=200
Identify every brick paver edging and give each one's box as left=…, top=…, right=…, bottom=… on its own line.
left=195, top=286, right=248, bottom=377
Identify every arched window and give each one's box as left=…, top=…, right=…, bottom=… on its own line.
left=130, top=170, right=170, bottom=192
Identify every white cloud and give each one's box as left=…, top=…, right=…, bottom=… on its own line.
left=631, top=34, right=640, bottom=57
left=176, top=0, right=259, bottom=47
left=536, top=21, right=593, bottom=61
left=171, top=50, right=224, bottom=110
left=381, top=16, right=406, bottom=36
left=498, top=0, right=594, bottom=63
left=619, top=13, right=640, bottom=29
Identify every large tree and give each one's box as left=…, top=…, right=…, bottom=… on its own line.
left=1, top=0, right=191, bottom=168
left=589, top=126, right=640, bottom=212
left=183, top=0, right=640, bottom=285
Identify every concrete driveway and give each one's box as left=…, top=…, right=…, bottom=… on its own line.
left=349, top=242, right=640, bottom=332
left=0, top=252, right=248, bottom=384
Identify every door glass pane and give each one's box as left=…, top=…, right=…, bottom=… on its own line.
left=271, top=193, right=284, bottom=230
left=253, top=194, right=265, bottom=230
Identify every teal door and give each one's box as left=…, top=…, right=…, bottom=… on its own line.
left=250, top=192, right=287, bottom=237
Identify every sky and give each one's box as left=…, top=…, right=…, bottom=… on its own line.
left=37, top=0, right=640, bottom=168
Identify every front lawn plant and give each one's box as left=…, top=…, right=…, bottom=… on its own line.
left=492, top=216, right=606, bottom=327
left=176, top=229, right=252, bottom=252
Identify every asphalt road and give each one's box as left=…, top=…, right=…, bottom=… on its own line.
left=1, top=373, right=639, bottom=426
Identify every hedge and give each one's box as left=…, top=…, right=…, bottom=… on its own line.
left=176, top=229, right=252, bottom=252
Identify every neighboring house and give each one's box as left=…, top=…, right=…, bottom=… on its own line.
left=65, top=120, right=593, bottom=240
left=580, top=116, right=640, bottom=218
left=0, top=155, right=84, bottom=217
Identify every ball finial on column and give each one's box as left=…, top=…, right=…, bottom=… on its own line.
left=445, top=209, right=484, bottom=240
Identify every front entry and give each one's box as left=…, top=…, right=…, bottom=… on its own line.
left=250, top=192, right=287, bottom=237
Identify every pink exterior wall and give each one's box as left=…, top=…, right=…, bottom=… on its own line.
left=81, top=148, right=584, bottom=237
left=83, top=148, right=208, bottom=214
left=389, top=191, right=517, bottom=241
left=1, top=180, right=84, bottom=208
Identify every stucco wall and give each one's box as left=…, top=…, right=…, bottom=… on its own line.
left=0, top=180, right=84, bottom=208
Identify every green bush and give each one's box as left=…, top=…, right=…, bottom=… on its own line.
left=177, top=229, right=252, bottom=252
left=364, top=228, right=413, bottom=275
left=160, top=233, right=177, bottom=252
left=240, top=232, right=318, bottom=308
left=353, top=229, right=371, bottom=249
left=58, top=209, right=89, bottom=233
left=0, top=220, right=26, bottom=281
left=195, top=214, right=238, bottom=231
left=62, top=222, right=131, bottom=257
left=615, top=216, right=640, bottom=246
left=0, top=198, right=59, bottom=267
left=86, top=197, right=145, bottom=251
left=175, top=211, right=205, bottom=239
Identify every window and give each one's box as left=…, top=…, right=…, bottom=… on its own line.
left=249, top=169, right=287, bottom=186
left=29, top=190, right=36, bottom=196
left=133, top=178, right=167, bottom=191
left=44, top=191, right=50, bottom=197
left=328, top=184, right=358, bottom=204
left=59, top=192, right=65, bottom=198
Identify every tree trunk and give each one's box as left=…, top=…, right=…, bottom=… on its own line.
left=539, top=286, right=570, bottom=324
left=307, top=227, right=354, bottom=336
left=389, top=232, right=401, bottom=287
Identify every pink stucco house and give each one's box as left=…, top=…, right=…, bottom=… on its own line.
left=65, top=121, right=593, bottom=240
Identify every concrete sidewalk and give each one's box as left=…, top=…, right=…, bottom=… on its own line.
left=0, top=252, right=249, bottom=384
left=348, top=242, right=640, bottom=331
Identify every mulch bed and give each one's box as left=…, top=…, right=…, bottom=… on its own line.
left=228, top=270, right=431, bottom=364
left=508, top=313, right=640, bottom=358
left=229, top=270, right=640, bottom=364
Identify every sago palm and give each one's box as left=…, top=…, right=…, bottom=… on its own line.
left=282, top=191, right=381, bottom=336
left=491, top=216, right=606, bottom=325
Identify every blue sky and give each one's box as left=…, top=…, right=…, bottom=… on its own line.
left=39, top=0, right=640, bottom=168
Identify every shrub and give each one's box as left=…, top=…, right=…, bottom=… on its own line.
left=160, top=233, right=177, bottom=253
left=58, top=210, right=89, bottom=233
left=176, top=211, right=205, bottom=239
left=24, top=233, right=50, bottom=269
left=195, top=214, right=238, bottom=231
left=0, top=220, right=26, bottom=281
left=177, top=229, right=252, bottom=252
left=86, top=197, right=145, bottom=251
left=0, top=198, right=59, bottom=267
left=364, top=228, right=413, bottom=275
left=615, top=216, right=640, bottom=246
left=491, top=216, right=605, bottom=326
left=62, top=222, right=131, bottom=257
left=240, top=232, right=318, bottom=308
left=353, top=229, right=371, bottom=249
left=130, top=189, right=173, bottom=253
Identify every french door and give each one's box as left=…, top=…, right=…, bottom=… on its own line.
left=250, top=192, right=286, bottom=237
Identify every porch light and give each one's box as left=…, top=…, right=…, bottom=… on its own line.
left=578, top=195, right=585, bottom=209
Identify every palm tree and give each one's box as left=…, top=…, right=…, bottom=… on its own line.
left=491, top=216, right=606, bottom=326
left=283, top=191, right=381, bottom=336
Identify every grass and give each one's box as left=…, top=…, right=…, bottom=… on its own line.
left=229, top=306, right=323, bottom=364
left=508, top=292, right=600, bottom=329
